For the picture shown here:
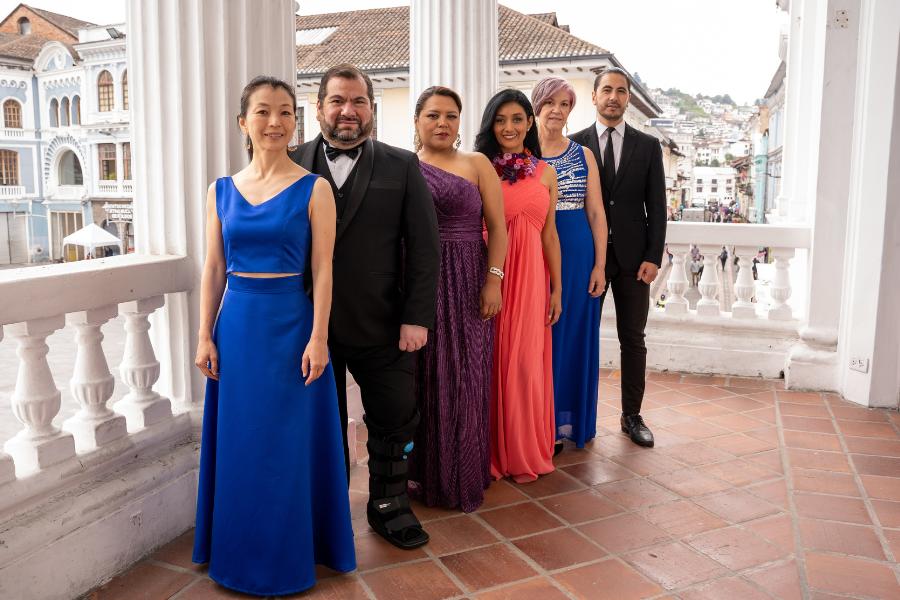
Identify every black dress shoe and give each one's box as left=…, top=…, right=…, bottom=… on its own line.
left=621, top=413, right=654, bottom=447
left=554, top=441, right=564, bottom=457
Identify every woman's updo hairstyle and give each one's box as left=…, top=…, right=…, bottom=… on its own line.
left=237, top=75, right=297, bottom=160
left=414, top=85, right=463, bottom=118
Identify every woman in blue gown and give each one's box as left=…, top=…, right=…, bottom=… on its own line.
left=192, top=76, right=356, bottom=596
left=532, top=77, right=608, bottom=450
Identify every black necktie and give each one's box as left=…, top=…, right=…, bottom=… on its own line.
left=325, top=143, right=360, bottom=161
left=604, top=127, right=617, bottom=186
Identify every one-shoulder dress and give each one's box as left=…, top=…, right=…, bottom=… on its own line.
left=408, top=161, right=493, bottom=513
left=489, top=160, right=555, bottom=483
left=545, top=140, right=602, bottom=447
left=192, top=175, right=356, bottom=596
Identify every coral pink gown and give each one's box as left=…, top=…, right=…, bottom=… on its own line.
left=489, top=160, right=555, bottom=483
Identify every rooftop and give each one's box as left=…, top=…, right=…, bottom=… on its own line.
left=81, top=372, right=900, bottom=600
left=294, top=5, right=608, bottom=75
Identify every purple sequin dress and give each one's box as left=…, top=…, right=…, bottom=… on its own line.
left=409, top=161, right=493, bottom=513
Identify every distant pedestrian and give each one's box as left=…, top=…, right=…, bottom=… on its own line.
left=690, top=245, right=699, bottom=259
left=690, top=257, right=701, bottom=286
left=719, top=246, right=728, bottom=270
left=655, top=294, right=666, bottom=309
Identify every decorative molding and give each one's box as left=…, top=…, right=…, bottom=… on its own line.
left=43, top=76, right=81, bottom=90
left=43, top=134, right=87, bottom=189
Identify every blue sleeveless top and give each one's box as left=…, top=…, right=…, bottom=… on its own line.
left=544, top=140, right=588, bottom=210
left=215, top=174, right=319, bottom=273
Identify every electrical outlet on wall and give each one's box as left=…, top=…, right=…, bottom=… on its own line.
left=849, top=357, right=869, bottom=373
left=835, top=10, right=849, bottom=29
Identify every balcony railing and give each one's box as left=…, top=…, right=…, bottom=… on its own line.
left=0, top=254, right=193, bottom=517
left=0, top=185, right=25, bottom=197
left=0, top=128, right=34, bottom=139
left=95, top=181, right=135, bottom=196
left=54, top=185, right=87, bottom=199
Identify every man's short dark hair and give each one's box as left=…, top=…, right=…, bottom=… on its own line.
left=594, top=67, right=631, bottom=93
left=317, top=63, right=375, bottom=106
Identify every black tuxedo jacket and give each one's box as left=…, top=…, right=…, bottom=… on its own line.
left=290, top=134, right=440, bottom=347
left=569, top=122, right=666, bottom=272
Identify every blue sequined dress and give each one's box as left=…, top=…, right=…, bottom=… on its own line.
left=545, top=141, right=602, bottom=447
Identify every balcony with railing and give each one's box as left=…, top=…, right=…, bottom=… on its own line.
left=0, top=185, right=25, bottom=198
left=95, top=180, right=134, bottom=197
left=0, top=0, right=898, bottom=599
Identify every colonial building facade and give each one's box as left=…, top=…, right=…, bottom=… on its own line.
left=292, top=7, right=662, bottom=152
left=0, top=5, right=132, bottom=265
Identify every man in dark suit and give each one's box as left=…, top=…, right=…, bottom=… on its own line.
left=290, top=63, right=440, bottom=549
left=569, top=67, right=666, bottom=447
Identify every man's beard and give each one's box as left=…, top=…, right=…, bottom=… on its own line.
left=600, top=104, right=623, bottom=120
left=321, top=114, right=374, bottom=146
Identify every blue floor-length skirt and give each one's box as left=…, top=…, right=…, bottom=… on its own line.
left=552, top=210, right=602, bottom=448
left=193, top=274, right=356, bottom=596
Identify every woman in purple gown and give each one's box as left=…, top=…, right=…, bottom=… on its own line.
left=408, top=86, right=507, bottom=512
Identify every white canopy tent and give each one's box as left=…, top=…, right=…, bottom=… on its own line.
left=62, top=223, right=123, bottom=258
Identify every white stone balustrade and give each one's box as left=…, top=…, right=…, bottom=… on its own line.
left=62, top=305, right=127, bottom=450
left=663, top=222, right=812, bottom=321
left=3, top=316, right=76, bottom=475
left=732, top=245, right=761, bottom=318
left=696, top=250, right=721, bottom=316
left=114, top=295, right=171, bottom=430
left=664, top=243, right=690, bottom=314
left=0, top=327, right=13, bottom=485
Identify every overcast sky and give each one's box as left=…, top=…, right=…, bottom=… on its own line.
left=12, top=0, right=788, bottom=105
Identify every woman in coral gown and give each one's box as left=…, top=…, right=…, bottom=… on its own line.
left=475, top=89, right=562, bottom=484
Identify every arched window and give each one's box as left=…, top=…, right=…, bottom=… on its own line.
left=98, top=70, right=114, bottom=112
left=3, top=99, right=22, bottom=128
left=72, top=96, right=81, bottom=125
left=49, top=98, right=59, bottom=127
left=18, top=18, right=30, bottom=35
left=60, top=97, right=70, bottom=127
left=58, top=150, right=83, bottom=185
left=0, top=150, right=19, bottom=185
left=122, top=70, right=129, bottom=111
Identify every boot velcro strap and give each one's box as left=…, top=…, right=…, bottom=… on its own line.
left=368, top=459, right=409, bottom=477
left=384, top=512, right=422, bottom=533
left=372, top=494, right=410, bottom=514
left=369, top=479, right=408, bottom=498
left=368, top=438, right=411, bottom=457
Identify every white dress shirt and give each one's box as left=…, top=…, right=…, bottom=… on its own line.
left=595, top=119, right=626, bottom=172
left=323, top=142, right=361, bottom=188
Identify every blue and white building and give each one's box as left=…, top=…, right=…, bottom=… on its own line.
left=0, top=13, right=131, bottom=265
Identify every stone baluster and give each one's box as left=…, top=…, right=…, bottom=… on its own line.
left=732, top=246, right=761, bottom=319
left=664, top=243, right=690, bottom=314
left=0, top=327, right=15, bottom=484
left=3, top=316, right=76, bottom=474
left=696, top=249, right=721, bottom=316
left=62, top=306, right=128, bottom=450
left=767, top=248, right=795, bottom=320
left=113, top=296, right=171, bottom=430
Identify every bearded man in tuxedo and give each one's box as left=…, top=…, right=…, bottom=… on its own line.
left=290, top=63, right=440, bottom=549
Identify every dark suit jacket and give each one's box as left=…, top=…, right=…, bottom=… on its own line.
left=290, top=134, right=440, bottom=347
left=569, top=122, right=666, bottom=272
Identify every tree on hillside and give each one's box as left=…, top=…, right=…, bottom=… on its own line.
left=711, top=159, right=721, bottom=167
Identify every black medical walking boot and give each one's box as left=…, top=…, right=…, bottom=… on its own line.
left=366, top=434, right=429, bottom=550
left=621, top=413, right=655, bottom=447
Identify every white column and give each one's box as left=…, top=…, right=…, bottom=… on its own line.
left=696, top=250, right=720, bottom=316
left=0, top=327, right=15, bottom=484
left=114, top=296, right=172, bottom=429
left=732, top=246, right=760, bottom=318
left=786, top=0, right=861, bottom=390
left=837, top=0, right=900, bottom=407
left=126, top=0, right=297, bottom=413
left=779, top=0, right=829, bottom=222
left=410, top=0, right=499, bottom=151
left=3, top=316, right=76, bottom=474
left=767, top=248, right=795, bottom=320
left=664, top=244, right=690, bottom=314
left=62, top=306, right=128, bottom=450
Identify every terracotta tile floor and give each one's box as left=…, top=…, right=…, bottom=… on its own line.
left=81, top=372, right=900, bottom=600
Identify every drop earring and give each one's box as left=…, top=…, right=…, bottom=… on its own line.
left=455, top=134, right=462, bottom=149
left=413, top=130, right=422, bottom=152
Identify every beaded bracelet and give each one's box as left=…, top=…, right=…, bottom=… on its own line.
left=488, top=267, right=504, bottom=280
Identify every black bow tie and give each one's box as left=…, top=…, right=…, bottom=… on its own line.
left=325, top=144, right=361, bottom=161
